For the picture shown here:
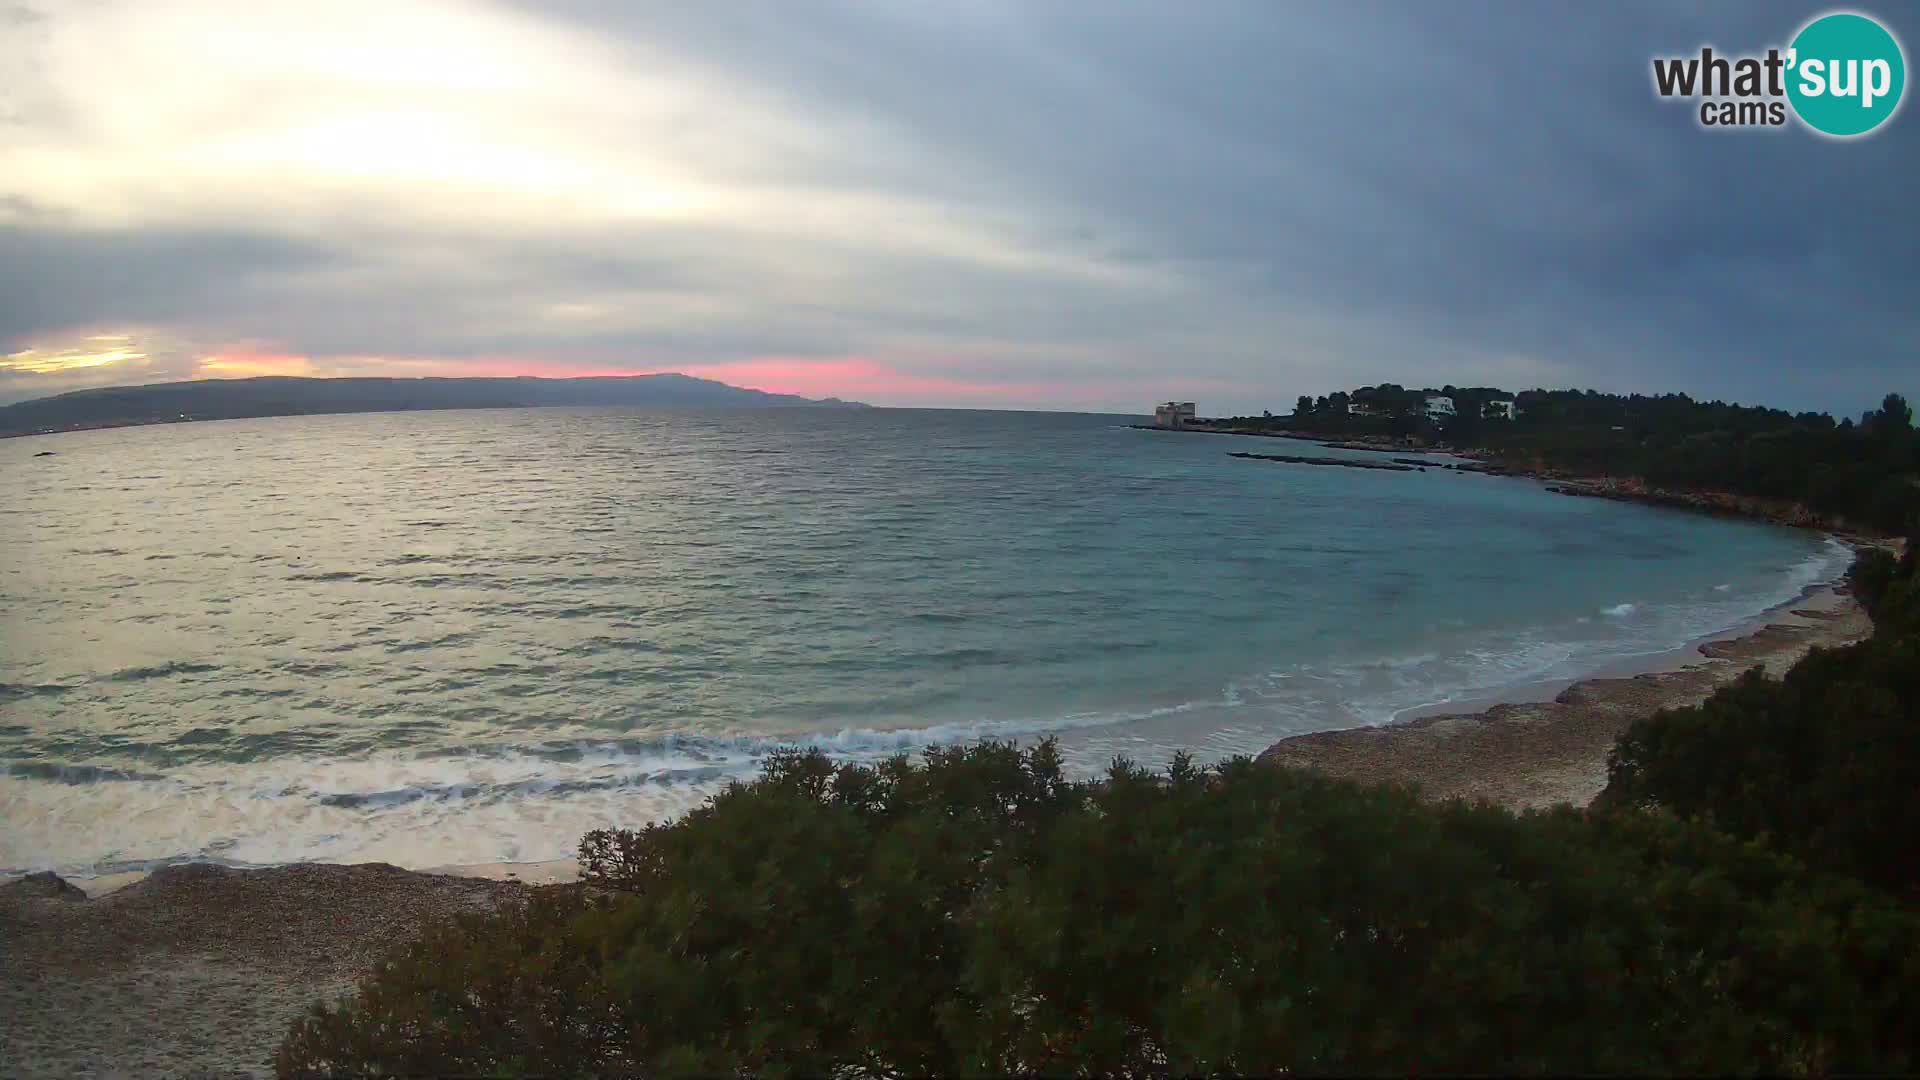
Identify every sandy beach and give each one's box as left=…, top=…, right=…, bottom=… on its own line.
left=0, top=563, right=1880, bottom=1078
left=0, top=861, right=546, bottom=1078
left=1258, top=576, right=1874, bottom=809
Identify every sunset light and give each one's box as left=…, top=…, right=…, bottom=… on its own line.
left=3, top=0, right=1907, bottom=413
left=1, top=339, right=146, bottom=375
left=3, top=3, right=1917, bottom=1076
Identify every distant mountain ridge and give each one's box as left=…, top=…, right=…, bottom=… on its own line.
left=0, top=374, right=869, bottom=437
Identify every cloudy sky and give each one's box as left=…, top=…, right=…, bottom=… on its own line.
left=1, top=1, right=1914, bottom=413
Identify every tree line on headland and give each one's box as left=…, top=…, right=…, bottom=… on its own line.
left=0, top=374, right=867, bottom=438
left=281, top=538, right=1920, bottom=1073
left=1217, top=386, right=1919, bottom=536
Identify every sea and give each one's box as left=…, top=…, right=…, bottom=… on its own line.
left=0, top=407, right=1848, bottom=878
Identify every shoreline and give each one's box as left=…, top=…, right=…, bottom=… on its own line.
left=23, top=540, right=1875, bottom=900
left=1, top=861, right=542, bottom=1077
left=1257, top=570, right=1875, bottom=811
left=1392, top=570, right=1846, bottom=721
left=1, top=553, right=1885, bottom=1078
left=57, top=855, right=584, bottom=900
left=1134, top=423, right=1881, bottom=539
left=3, top=593, right=1874, bottom=1080
left=33, top=544, right=1874, bottom=900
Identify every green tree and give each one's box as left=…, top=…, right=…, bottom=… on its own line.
left=1606, top=544, right=1920, bottom=897
left=1444, top=406, right=1483, bottom=445
left=1881, top=393, right=1913, bottom=432
left=283, top=743, right=1920, bottom=1077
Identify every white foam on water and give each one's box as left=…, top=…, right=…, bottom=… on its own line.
left=1105, top=535, right=1856, bottom=767
left=2, top=538, right=1857, bottom=881
left=0, top=695, right=1244, bottom=878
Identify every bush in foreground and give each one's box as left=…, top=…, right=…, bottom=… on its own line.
left=1607, top=539, right=1920, bottom=899
left=1849, top=537, right=1918, bottom=637
left=280, top=742, right=1920, bottom=1077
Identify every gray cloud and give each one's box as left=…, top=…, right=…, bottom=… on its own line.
left=0, top=226, right=342, bottom=342
left=517, top=0, right=1917, bottom=408
left=2, top=0, right=1913, bottom=412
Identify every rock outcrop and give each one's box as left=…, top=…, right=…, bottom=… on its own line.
left=1, top=872, right=87, bottom=902
left=1541, top=478, right=1840, bottom=529
left=1228, top=451, right=1418, bottom=472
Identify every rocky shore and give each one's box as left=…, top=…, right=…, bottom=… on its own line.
left=1227, top=450, right=1500, bottom=475
left=1228, top=450, right=1420, bottom=472
left=1129, top=423, right=1423, bottom=454
left=1259, top=579, right=1874, bottom=810
left=1136, top=423, right=1859, bottom=534
left=1535, top=475, right=1850, bottom=531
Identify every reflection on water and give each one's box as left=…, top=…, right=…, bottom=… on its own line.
left=0, top=407, right=1841, bottom=874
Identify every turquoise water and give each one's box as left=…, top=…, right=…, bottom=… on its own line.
left=0, top=408, right=1843, bottom=875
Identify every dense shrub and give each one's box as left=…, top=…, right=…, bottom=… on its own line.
left=1608, top=544, right=1920, bottom=897
left=1849, top=537, right=1918, bottom=636
left=275, top=887, right=625, bottom=1077
left=281, top=743, right=1920, bottom=1077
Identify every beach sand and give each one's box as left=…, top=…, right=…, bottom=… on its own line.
left=1257, top=578, right=1873, bottom=809
left=0, top=862, right=539, bottom=1078
left=0, top=568, right=1877, bottom=1077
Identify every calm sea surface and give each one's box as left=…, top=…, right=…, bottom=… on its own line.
left=0, top=408, right=1844, bottom=875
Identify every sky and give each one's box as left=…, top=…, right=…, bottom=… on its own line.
left=1, top=1, right=1914, bottom=415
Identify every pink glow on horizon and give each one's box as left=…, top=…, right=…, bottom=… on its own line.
left=185, top=350, right=1064, bottom=404
left=194, top=349, right=318, bottom=378
left=13, top=325, right=1220, bottom=411
left=171, top=348, right=1230, bottom=410
left=677, top=357, right=1054, bottom=403
left=189, top=351, right=661, bottom=382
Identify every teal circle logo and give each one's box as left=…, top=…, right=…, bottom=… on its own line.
left=1787, top=12, right=1906, bottom=137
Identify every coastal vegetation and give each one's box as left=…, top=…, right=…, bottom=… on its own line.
left=274, top=429, right=1920, bottom=1076
left=1229, top=387, right=1919, bottom=535
left=1603, top=536, right=1920, bottom=899
left=0, top=374, right=867, bottom=438
left=283, top=561, right=1920, bottom=1080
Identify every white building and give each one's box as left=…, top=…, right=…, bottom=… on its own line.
left=1153, top=402, right=1197, bottom=428
left=1423, top=394, right=1456, bottom=421
left=1483, top=398, right=1517, bottom=420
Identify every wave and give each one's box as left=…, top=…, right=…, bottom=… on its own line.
left=0, top=695, right=1239, bottom=876
left=6, top=761, right=170, bottom=784
left=0, top=682, right=74, bottom=702
left=2, top=538, right=1858, bottom=880
left=1233, top=535, right=1854, bottom=738
left=107, top=661, right=221, bottom=682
